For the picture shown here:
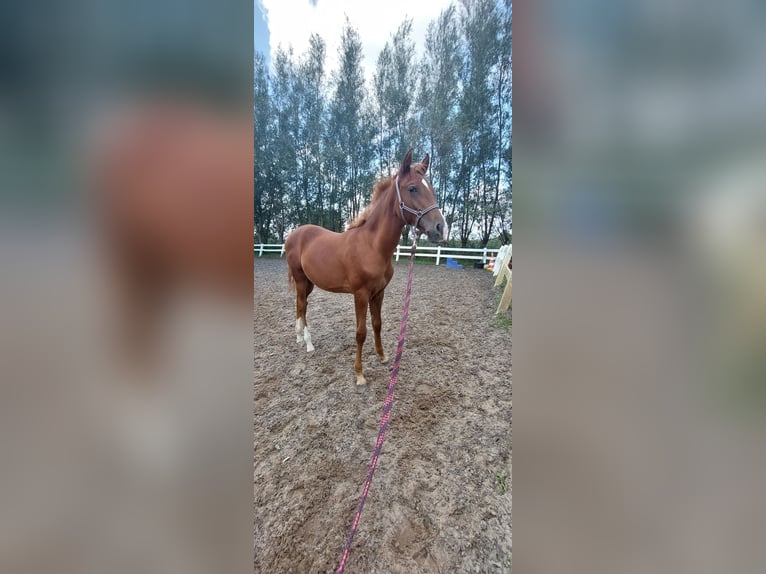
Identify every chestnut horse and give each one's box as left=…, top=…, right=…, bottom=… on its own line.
left=285, top=149, right=448, bottom=385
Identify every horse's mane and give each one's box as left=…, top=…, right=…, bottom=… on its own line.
left=346, top=176, right=393, bottom=230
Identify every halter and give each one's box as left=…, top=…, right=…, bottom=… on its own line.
left=395, top=175, right=440, bottom=235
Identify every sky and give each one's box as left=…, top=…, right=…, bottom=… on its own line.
left=256, top=0, right=455, bottom=84
left=254, top=1, right=271, bottom=65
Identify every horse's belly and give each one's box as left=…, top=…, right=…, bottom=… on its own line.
left=301, top=254, right=350, bottom=293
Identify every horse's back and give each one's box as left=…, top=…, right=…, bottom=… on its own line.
left=286, top=225, right=343, bottom=260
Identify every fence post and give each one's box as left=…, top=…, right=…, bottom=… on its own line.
left=280, top=244, right=285, bottom=257
left=482, top=247, right=487, bottom=263
left=259, top=244, right=264, bottom=257
left=436, top=245, right=441, bottom=266
left=395, top=245, right=400, bottom=262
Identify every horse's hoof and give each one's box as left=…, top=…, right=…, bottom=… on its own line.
left=296, top=336, right=303, bottom=344
left=356, top=375, right=367, bottom=386
left=379, top=354, right=389, bottom=364
left=306, top=343, right=315, bottom=353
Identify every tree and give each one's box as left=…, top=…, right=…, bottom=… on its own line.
left=417, top=5, right=463, bottom=237
left=270, top=46, right=300, bottom=241
left=326, top=19, right=374, bottom=229
left=496, top=0, right=513, bottom=244
left=481, top=0, right=512, bottom=245
left=254, top=51, right=278, bottom=242
left=295, top=34, right=326, bottom=225
left=455, top=0, right=501, bottom=246
left=374, top=20, right=416, bottom=175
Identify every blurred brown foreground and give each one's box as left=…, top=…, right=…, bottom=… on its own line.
left=1, top=94, right=254, bottom=573
left=0, top=1, right=254, bottom=567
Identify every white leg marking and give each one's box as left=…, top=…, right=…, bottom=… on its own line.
left=304, top=326, right=314, bottom=353
left=296, top=318, right=303, bottom=343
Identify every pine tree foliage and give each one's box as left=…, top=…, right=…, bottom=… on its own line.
left=254, top=0, right=511, bottom=246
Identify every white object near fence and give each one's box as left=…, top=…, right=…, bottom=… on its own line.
left=493, top=245, right=512, bottom=313
left=492, top=245, right=511, bottom=277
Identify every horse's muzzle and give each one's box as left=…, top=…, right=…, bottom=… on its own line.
left=426, top=229, right=443, bottom=242
left=425, top=220, right=448, bottom=243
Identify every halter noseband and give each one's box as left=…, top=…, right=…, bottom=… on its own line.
left=395, top=175, right=440, bottom=235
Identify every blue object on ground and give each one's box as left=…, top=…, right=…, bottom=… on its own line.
left=445, top=257, right=463, bottom=269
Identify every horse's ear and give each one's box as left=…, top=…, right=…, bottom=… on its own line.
left=421, top=153, right=430, bottom=171
left=399, top=148, right=413, bottom=175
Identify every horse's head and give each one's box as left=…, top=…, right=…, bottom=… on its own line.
left=396, top=149, right=449, bottom=242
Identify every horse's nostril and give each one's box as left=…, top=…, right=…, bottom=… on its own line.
left=436, top=223, right=442, bottom=232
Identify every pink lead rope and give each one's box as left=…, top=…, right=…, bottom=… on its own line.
left=336, top=237, right=419, bottom=573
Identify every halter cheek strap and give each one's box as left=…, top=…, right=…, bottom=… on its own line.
left=395, top=175, right=440, bottom=235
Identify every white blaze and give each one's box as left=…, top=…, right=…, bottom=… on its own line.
left=421, top=178, right=430, bottom=190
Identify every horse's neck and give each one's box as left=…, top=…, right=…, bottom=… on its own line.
left=360, top=181, right=404, bottom=255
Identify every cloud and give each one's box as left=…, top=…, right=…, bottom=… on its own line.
left=261, top=0, right=454, bottom=83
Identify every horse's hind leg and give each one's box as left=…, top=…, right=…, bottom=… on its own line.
left=302, top=281, right=315, bottom=352
left=294, top=273, right=315, bottom=353
left=369, top=290, right=388, bottom=363
left=294, top=289, right=304, bottom=344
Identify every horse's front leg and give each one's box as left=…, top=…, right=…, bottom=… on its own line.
left=369, top=290, right=387, bottom=364
left=353, top=291, right=370, bottom=385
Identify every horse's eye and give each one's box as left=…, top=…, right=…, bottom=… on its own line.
left=408, top=186, right=418, bottom=193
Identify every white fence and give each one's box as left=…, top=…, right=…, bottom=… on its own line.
left=254, top=243, right=285, bottom=257
left=394, top=244, right=500, bottom=265
left=254, top=242, right=508, bottom=266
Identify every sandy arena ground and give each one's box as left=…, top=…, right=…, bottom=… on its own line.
left=254, top=257, right=512, bottom=573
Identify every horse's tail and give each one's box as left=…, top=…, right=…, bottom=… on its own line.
left=285, top=228, right=298, bottom=292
